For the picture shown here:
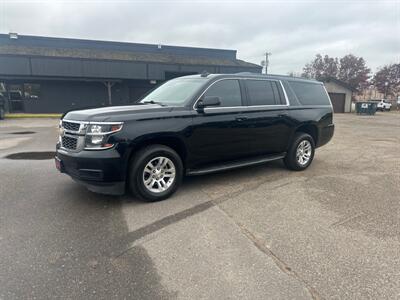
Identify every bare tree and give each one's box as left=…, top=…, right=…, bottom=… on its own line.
left=338, top=54, right=370, bottom=93
left=302, top=53, right=370, bottom=92
left=373, top=63, right=400, bottom=97
left=302, top=54, right=339, bottom=80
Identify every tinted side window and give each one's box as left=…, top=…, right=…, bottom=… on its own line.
left=246, top=80, right=278, bottom=106
left=281, top=80, right=299, bottom=106
left=289, top=81, right=331, bottom=106
left=204, top=79, right=242, bottom=107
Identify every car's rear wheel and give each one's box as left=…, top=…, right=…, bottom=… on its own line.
left=129, top=145, right=183, bottom=202
left=284, top=132, right=315, bottom=171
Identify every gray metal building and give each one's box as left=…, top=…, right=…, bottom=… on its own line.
left=0, top=33, right=261, bottom=113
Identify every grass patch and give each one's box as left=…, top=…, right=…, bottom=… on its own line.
left=5, top=113, right=62, bottom=119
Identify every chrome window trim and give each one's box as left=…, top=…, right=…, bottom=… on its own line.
left=278, top=80, right=290, bottom=106
left=203, top=104, right=289, bottom=114
left=321, top=84, right=335, bottom=112
left=288, top=105, right=332, bottom=109
left=192, top=77, right=290, bottom=111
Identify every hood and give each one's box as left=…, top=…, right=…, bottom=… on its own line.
left=63, top=103, right=175, bottom=122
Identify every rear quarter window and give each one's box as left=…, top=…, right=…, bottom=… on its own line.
left=288, top=81, right=331, bottom=106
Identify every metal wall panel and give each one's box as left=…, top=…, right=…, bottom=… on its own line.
left=25, top=81, right=108, bottom=113
left=82, top=60, right=147, bottom=79
left=219, top=66, right=256, bottom=73
left=180, top=65, right=216, bottom=73
left=148, top=64, right=180, bottom=80
left=0, top=34, right=237, bottom=60
left=31, top=58, right=82, bottom=77
left=0, top=56, right=31, bottom=75
left=105, top=61, right=147, bottom=79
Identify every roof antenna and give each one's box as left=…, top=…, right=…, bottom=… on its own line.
left=200, top=70, right=209, bottom=77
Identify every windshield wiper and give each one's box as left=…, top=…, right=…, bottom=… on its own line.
left=142, top=100, right=167, bottom=106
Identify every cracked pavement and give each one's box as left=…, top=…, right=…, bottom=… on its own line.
left=1, top=112, right=399, bottom=299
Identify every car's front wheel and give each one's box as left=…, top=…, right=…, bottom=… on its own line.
left=129, top=145, right=183, bottom=202
left=284, top=132, right=315, bottom=171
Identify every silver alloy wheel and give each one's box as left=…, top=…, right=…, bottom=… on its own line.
left=296, top=140, right=312, bottom=166
left=142, top=156, right=176, bottom=193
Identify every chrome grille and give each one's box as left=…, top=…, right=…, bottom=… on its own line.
left=62, top=121, right=80, bottom=132
left=61, top=136, right=78, bottom=150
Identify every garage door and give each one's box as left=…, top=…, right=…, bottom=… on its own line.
left=329, top=93, right=345, bottom=113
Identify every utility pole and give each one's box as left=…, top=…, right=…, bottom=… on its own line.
left=264, top=52, right=271, bottom=74
left=384, top=81, right=388, bottom=99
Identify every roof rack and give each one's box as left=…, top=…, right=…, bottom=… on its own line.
left=201, top=71, right=210, bottom=77
left=235, top=72, right=257, bottom=75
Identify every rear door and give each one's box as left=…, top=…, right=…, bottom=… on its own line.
left=241, top=79, right=291, bottom=155
left=187, top=79, right=250, bottom=167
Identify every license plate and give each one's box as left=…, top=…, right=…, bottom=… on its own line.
left=55, top=157, right=63, bottom=172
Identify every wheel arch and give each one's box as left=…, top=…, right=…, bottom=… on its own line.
left=127, top=135, right=187, bottom=169
left=294, top=123, right=319, bottom=146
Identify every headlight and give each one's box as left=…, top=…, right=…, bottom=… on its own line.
left=85, top=122, right=123, bottom=150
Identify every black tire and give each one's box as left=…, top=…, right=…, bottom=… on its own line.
left=0, top=108, right=4, bottom=120
left=284, top=132, right=315, bottom=171
left=129, top=144, right=183, bottom=202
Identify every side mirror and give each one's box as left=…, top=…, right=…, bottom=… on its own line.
left=197, top=96, right=221, bottom=110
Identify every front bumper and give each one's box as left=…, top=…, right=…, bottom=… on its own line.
left=55, top=144, right=126, bottom=195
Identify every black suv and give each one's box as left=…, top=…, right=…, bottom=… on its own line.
left=55, top=73, right=334, bottom=201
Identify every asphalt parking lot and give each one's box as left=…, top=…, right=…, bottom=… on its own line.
left=0, top=112, right=399, bottom=299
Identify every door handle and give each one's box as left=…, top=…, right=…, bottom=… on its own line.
left=235, top=116, right=248, bottom=121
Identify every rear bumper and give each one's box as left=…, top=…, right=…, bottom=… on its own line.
left=317, top=124, right=334, bottom=148
left=55, top=144, right=126, bottom=195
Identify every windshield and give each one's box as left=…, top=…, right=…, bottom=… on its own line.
left=140, top=78, right=205, bottom=106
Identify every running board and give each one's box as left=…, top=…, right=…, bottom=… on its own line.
left=186, top=153, right=286, bottom=176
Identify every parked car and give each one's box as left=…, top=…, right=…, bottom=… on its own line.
left=55, top=73, right=334, bottom=201
left=377, top=99, right=392, bottom=111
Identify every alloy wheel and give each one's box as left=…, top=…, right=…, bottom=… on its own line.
left=142, top=156, right=176, bottom=193
left=296, top=140, right=312, bottom=166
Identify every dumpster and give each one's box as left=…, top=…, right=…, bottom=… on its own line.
left=355, top=102, right=377, bottom=115
left=0, top=93, right=5, bottom=120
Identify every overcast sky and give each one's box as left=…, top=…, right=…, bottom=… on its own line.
left=0, top=0, right=399, bottom=74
